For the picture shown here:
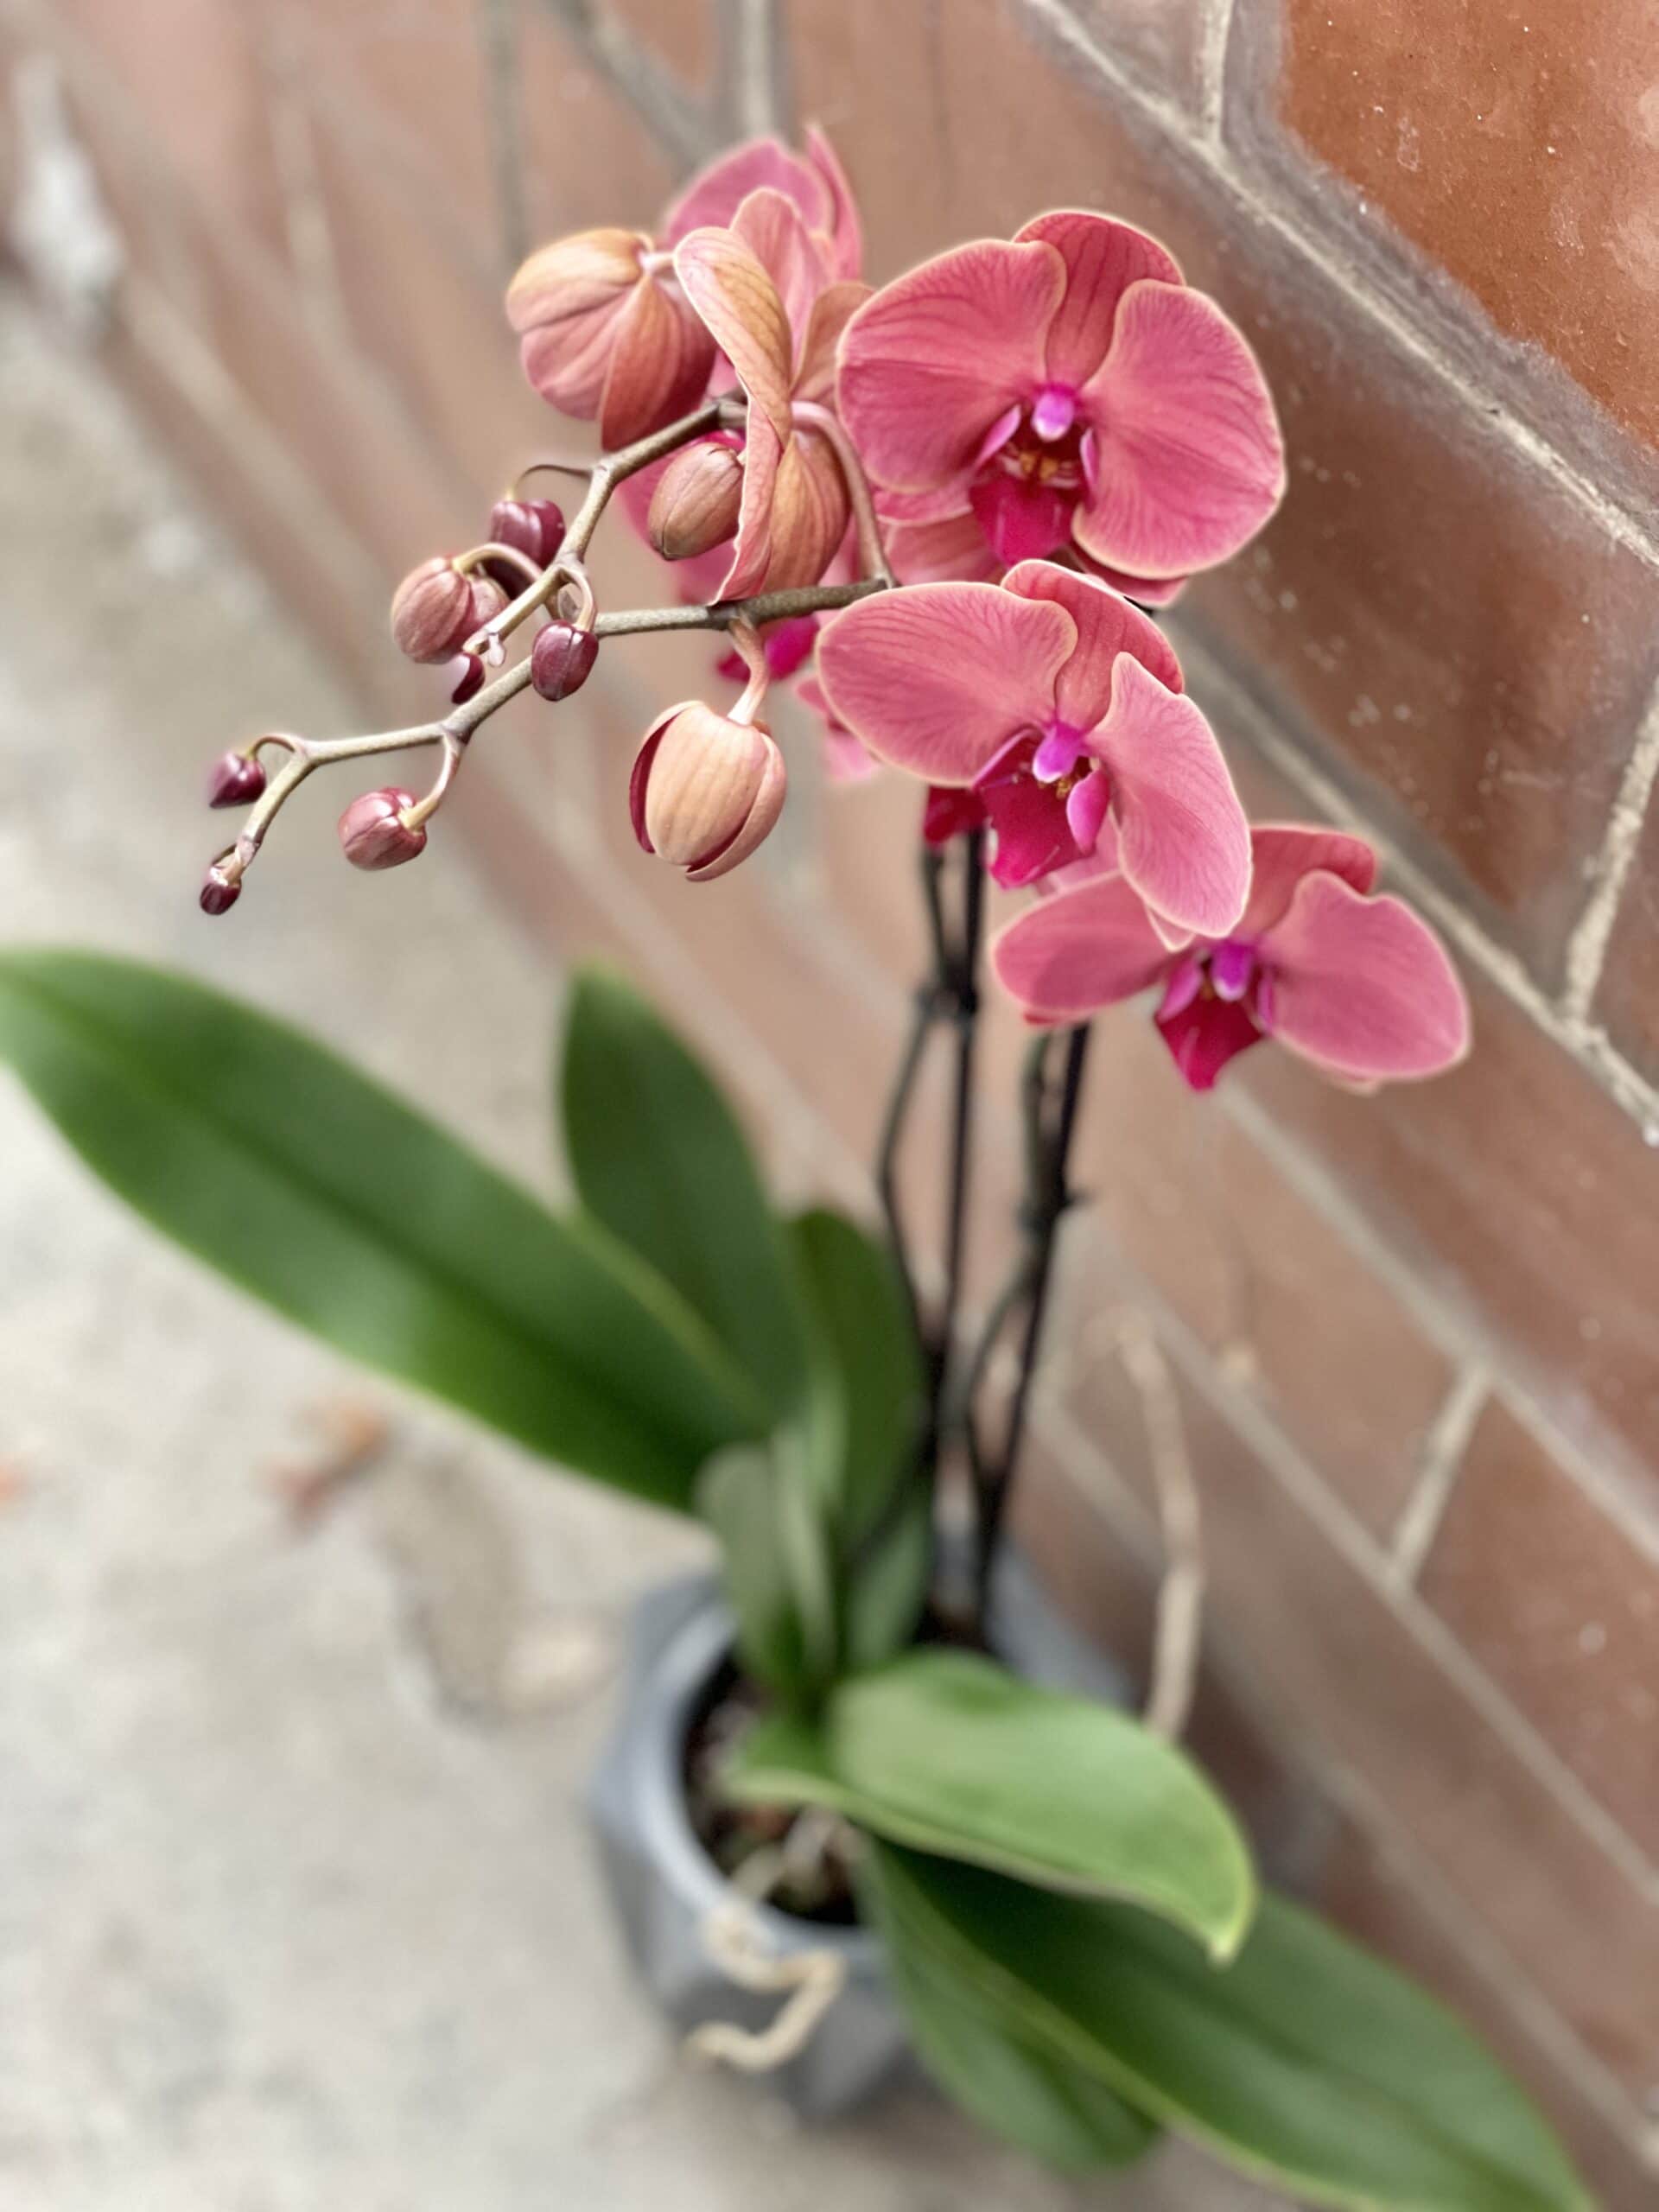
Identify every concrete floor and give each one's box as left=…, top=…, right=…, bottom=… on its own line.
left=0, top=287, right=1274, bottom=2211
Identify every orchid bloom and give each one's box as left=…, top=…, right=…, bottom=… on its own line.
left=993, top=825, right=1470, bottom=1092
left=672, top=189, right=870, bottom=595
left=507, top=128, right=859, bottom=451
left=816, top=561, right=1249, bottom=934
left=838, top=212, right=1284, bottom=592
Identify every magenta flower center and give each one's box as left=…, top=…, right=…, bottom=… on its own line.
left=1154, top=938, right=1271, bottom=1091
left=966, top=392, right=1096, bottom=567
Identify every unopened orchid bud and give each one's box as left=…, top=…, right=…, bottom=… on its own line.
left=200, top=862, right=242, bottom=916
left=447, top=651, right=485, bottom=704
left=531, top=620, right=599, bottom=702
left=206, top=749, right=267, bottom=809
left=391, top=557, right=473, bottom=664
left=629, top=702, right=787, bottom=882
left=339, top=788, right=427, bottom=872
left=506, top=229, right=646, bottom=416
left=488, top=497, right=565, bottom=568
left=648, top=440, right=743, bottom=562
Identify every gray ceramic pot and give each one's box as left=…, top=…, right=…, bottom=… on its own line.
left=588, top=1554, right=1128, bottom=2120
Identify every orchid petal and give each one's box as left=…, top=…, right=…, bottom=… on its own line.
left=967, top=471, right=1079, bottom=566
left=1065, top=766, right=1113, bottom=854
left=759, top=430, right=849, bottom=590
left=733, top=187, right=832, bottom=349
left=992, top=872, right=1173, bottom=1022
left=816, top=582, right=1074, bottom=785
left=923, top=785, right=989, bottom=846
left=804, top=124, right=863, bottom=279
left=1076, top=280, right=1285, bottom=579
left=795, top=279, right=872, bottom=402
left=797, top=674, right=876, bottom=782
left=1240, top=823, right=1378, bottom=937
left=1016, top=210, right=1182, bottom=390
left=836, top=238, right=1063, bottom=490
left=1003, top=560, right=1183, bottom=728
left=716, top=410, right=784, bottom=599
left=1090, top=657, right=1251, bottom=938
left=886, top=509, right=1002, bottom=584
left=673, top=227, right=794, bottom=440
left=1261, top=874, right=1471, bottom=1083
left=599, top=272, right=718, bottom=448
left=664, top=139, right=833, bottom=246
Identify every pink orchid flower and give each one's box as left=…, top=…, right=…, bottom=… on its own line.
left=993, top=824, right=1470, bottom=1092
left=673, top=189, right=870, bottom=595
left=815, top=561, right=1249, bottom=935
left=507, top=129, right=859, bottom=452
left=838, top=211, right=1284, bottom=588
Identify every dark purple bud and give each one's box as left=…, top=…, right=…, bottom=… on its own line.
left=339, top=788, right=427, bottom=872
left=200, top=864, right=241, bottom=915
left=206, top=749, right=268, bottom=808
left=531, top=620, right=599, bottom=702
left=446, top=650, right=485, bottom=704
left=489, top=496, right=565, bottom=568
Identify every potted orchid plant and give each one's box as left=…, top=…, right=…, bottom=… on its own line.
left=0, top=129, right=1586, bottom=2209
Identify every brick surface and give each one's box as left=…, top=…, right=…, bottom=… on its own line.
left=1420, top=1395, right=1659, bottom=1861
left=1593, top=786, right=1659, bottom=1087
left=1054, top=1333, right=1659, bottom=2106
left=1236, top=969, right=1659, bottom=1503
left=1230, top=0, right=1659, bottom=482
left=791, top=0, right=1659, bottom=985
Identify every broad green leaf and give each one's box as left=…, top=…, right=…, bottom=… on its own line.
left=726, top=1649, right=1255, bottom=1958
left=698, top=1443, right=836, bottom=1706
left=785, top=1206, right=923, bottom=1544
left=862, top=1849, right=1160, bottom=2171
left=877, top=1847, right=1588, bottom=2212
left=0, top=951, right=762, bottom=1509
left=559, top=967, right=807, bottom=1414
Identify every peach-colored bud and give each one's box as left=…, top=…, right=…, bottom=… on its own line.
left=629, top=702, right=787, bottom=883
left=391, top=557, right=472, bottom=664
left=648, top=440, right=744, bottom=562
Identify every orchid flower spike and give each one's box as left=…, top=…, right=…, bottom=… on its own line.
left=838, top=211, right=1284, bottom=594
left=992, top=824, right=1471, bottom=1092
left=816, top=561, right=1249, bottom=937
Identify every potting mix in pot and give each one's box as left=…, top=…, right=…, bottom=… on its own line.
left=0, top=128, right=1589, bottom=2210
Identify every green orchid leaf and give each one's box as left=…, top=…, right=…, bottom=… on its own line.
left=861, top=1848, right=1160, bottom=2171
left=698, top=1441, right=836, bottom=1707
left=726, top=1649, right=1255, bottom=1958
left=559, top=967, right=808, bottom=1416
left=876, top=1847, right=1588, bottom=2212
left=0, top=950, right=760, bottom=1509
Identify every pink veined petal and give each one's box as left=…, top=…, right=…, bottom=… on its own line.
left=976, top=736, right=1084, bottom=888
left=836, top=238, right=1064, bottom=490
left=1260, top=874, right=1471, bottom=1084
left=1015, top=210, right=1183, bottom=391
left=1082, top=560, right=1188, bottom=608
left=716, top=409, right=784, bottom=599
left=599, top=273, right=719, bottom=449
left=886, top=509, right=1002, bottom=584
left=879, top=482, right=977, bottom=524
left=795, top=279, right=872, bottom=402
left=673, top=227, right=795, bottom=441
left=1240, top=823, right=1378, bottom=938
left=1090, top=656, right=1251, bottom=939
left=1075, top=280, right=1286, bottom=580
left=991, top=873, right=1174, bottom=1022
left=518, top=289, right=634, bottom=419
left=797, top=674, right=876, bottom=782
left=664, top=139, right=832, bottom=246
left=804, top=124, right=863, bottom=279
left=733, top=188, right=832, bottom=353
left=1002, top=560, right=1183, bottom=728
left=815, top=582, right=1075, bottom=785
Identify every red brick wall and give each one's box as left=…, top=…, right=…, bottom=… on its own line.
left=3, top=2, right=1656, bottom=2198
